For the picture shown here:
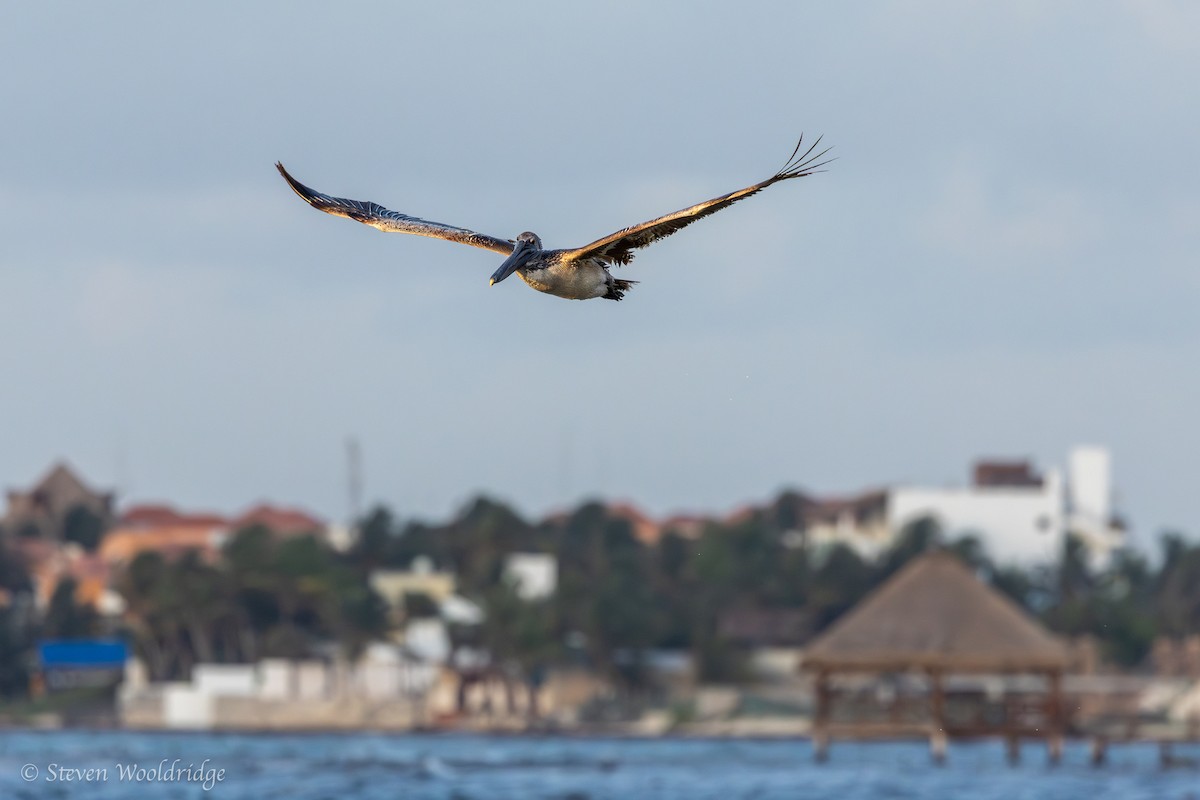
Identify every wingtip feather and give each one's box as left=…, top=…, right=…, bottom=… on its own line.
left=275, top=162, right=324, bottom=207
left=773, top=133, right=835, bottom=181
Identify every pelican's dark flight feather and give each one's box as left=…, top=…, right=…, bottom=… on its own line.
left=276, top=163, right=514, bottom=255
left=277, top=135, right=831, bottom=302
left=565, top=136, right=832, bottom=267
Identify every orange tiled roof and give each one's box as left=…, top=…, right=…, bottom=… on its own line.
left=606, top=502, right=664, bottom=545
left=659, top=514, right=708, bottom=539
left=231, top=503, right=324, bottom=535
left=724, top=504, right=758, bottom=525
left=120, top=503, right=229, bottom=528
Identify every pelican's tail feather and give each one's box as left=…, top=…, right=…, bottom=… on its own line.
left=604, top=278, right=638, bottom=301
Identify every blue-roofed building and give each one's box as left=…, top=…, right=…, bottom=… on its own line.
left=37, top=639, right=128, bottom=691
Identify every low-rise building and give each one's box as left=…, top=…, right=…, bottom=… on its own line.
left=118, top=648, right=438, bottom=731
left=369, top=558, right=458, bottom=613
left=4, top=462, right=115, bottom=541
left=802, top=490, right=891, bottom=559
left=888, top=446, right=1124, bottom=567
left=503, top=553, right=557, bottom=600
left=888, top=461, right=1064, bottom=567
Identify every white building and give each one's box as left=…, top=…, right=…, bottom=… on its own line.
left=503, top=553, right=558, bottom=600
left=887, top=446, right=1124, bottom=567
left=1065, top=446, right=1123, bottom=566
left=798, top=446, right=1125, bottom=568
left=119, top=649, right=438, bottom=730
left=369, top=557, right=458, bottom=612
left=403, top=618, right=452, bottom=663
left=800, top=491, right=892, bottom=560
left=889, top=466, right=1063, bottom=567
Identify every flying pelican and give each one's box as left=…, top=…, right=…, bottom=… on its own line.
left=276, top=136, right=831, bottom=302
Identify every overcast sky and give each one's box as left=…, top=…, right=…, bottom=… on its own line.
left=2, top=3, right=1197, bottom=548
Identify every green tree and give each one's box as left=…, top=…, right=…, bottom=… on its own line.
left=948, top=534, right=991, bottom=573
left=322, top=571, right=389, bottom=661
left=1058, top=533, right=1095, bottom=601
left=350, top=505, right=396, bottom=574
left=809, top=543, right=874, bottom=628
left=991, top=564, right=1038, bottom=610
left=117, top=551, right=177, bottom=679
left=652, top=532, right=697, bottom=649
left=169, top=551, right=233, bottom=664
left=223, top=526, right=280, bottom=660
left=481, top=581, right=559, bottom=715
left=42, top=578, right=98, bottom=639
left=0, top=544, right=35, bottom=697
left=0, top=541, right=33, bottom=593
left=1156, top=536, right=1200, bottom=636
left=876, top=516, right=942, bottom=582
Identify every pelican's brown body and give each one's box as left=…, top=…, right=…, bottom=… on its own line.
left=489, top=233, right=637, bottom=301
left=516, top=255, right=635, bottom=301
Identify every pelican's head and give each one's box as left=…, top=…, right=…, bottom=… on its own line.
left=490, top=231, right=542, bottom=286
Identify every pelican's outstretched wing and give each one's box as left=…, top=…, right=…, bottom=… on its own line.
left=276, top=163, right=515, bottom=255
left=563, top=136, right=832, bottom=267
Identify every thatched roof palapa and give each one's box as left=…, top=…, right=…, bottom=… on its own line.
left=804, top=551, right=1068, bottom=672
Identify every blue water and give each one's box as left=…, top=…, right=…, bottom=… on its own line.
left=0, top=731, right=1196, bottom=799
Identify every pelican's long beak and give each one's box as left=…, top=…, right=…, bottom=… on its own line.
left=489, top=240, right=535, bottom=286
